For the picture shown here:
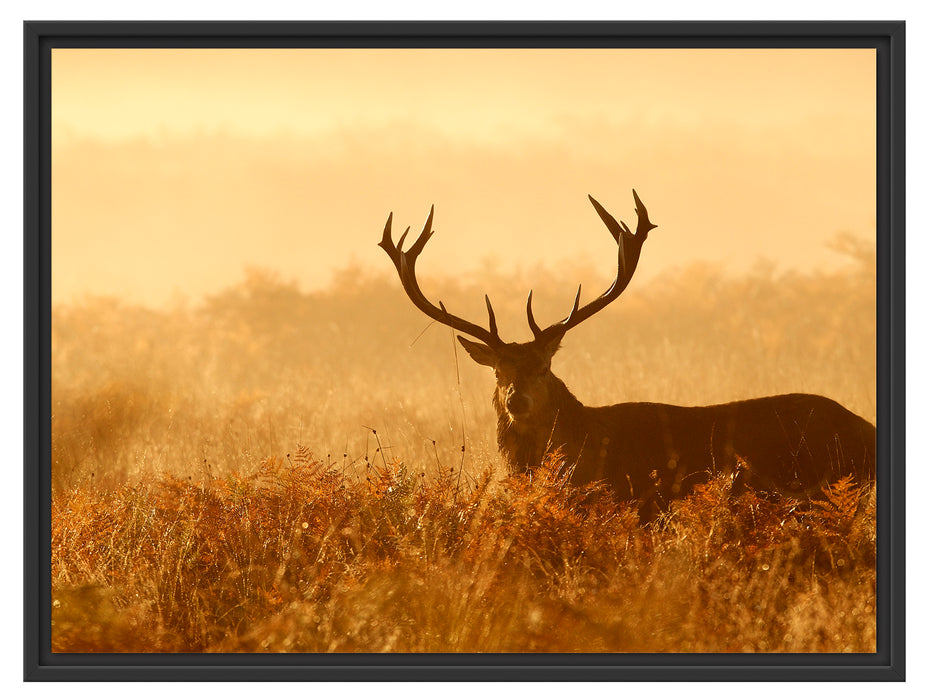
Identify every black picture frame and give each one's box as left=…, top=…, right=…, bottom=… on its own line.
left=24, top=20, right=905, bottom=682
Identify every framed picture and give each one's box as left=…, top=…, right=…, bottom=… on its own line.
left=24, top=21, right=905, bottom=681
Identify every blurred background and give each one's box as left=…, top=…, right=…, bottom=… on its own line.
left=50, top=48, right=877, bottom=489
left=52, top=48, right=875, bottom=306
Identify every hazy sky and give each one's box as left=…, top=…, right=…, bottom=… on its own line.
left=52, top=48, right=876, bottom=306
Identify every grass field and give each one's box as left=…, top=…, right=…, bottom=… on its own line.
left=51, top=246, right=876, bottom=652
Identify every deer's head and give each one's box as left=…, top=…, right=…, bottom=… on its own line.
left=379, top=190, right=657, bottom=427
left=455, top=336, right=563, bottom=425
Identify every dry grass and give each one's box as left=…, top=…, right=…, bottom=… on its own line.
left=51, top=252, right=876, bottom=653
left=51, top=455, right=875, bottom=653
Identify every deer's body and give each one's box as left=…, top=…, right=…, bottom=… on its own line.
left=494, top=375, right=875, bottom=510
left=380, top=190, right=876, bottom=518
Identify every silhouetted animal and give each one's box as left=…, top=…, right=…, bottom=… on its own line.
left=379, top=190, right=876, bottom=517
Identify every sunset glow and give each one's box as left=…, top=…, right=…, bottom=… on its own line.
left=52, top=48, right=876, bottom=306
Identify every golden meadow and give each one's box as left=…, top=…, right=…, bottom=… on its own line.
left=51, top=243, right=876, bottom=653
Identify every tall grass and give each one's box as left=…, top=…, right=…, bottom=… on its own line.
left=52, top=453, right=875, bottom=652
left=51, top=252, right=876, bottom=652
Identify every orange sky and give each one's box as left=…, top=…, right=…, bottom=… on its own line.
left=51, top=48, right=876, bottom=306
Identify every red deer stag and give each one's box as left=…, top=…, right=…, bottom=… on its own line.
left=379, top=190, right=876, bottom=517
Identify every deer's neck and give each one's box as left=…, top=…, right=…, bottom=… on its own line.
left=494, top=376, right=586, bottom=468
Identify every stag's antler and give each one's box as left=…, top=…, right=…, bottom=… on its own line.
left=526, top=189, right=657, bottom=343
left=379, top=206, right=504, bottom=347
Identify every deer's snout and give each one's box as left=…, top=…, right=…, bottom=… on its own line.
left=504, top=386, right=533, bottom=418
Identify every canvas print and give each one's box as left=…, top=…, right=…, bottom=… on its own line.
left=50, top=48, right=877, bottom=653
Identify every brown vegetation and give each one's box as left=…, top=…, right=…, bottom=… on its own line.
left=51, top=252, right=875, bottom=652
left=51, top=453, right=875, bottom=653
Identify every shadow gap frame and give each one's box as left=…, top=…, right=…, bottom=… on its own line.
left=24, top=19, right=906, bottom=682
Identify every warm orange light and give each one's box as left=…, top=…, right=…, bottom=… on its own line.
left=52, top=48, right=875, bottom=307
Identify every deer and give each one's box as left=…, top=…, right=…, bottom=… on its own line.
left=379, top=190, right=876, bottom=519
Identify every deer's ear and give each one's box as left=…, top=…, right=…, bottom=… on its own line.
left=457, top=336, right=498, bottom=368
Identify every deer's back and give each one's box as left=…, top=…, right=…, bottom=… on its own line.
left=565, top=393, right=875, bottom=504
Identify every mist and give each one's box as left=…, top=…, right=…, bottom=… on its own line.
left=52, top=252, right=876, bottom=492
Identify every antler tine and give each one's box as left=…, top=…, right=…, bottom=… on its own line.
left=397, top=226, right=411, bottom=250
left=565, top=285, right=582, bottom=323
left=378, top=207, right=504, bottom=347
left=587, top=195, right=623, bottom=243
left=526, top=290, right=542, bottom=337
left=529, top=285, right=584, bottom=340
left=531, top=190, right=657, bottom=343
left=407, top=205, right=435, bottom=258
left=380, top=212, right=395, bottom=248
left=485, top=295, right=499, bottom=338
left=631, top=189, right=655, bottom=238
